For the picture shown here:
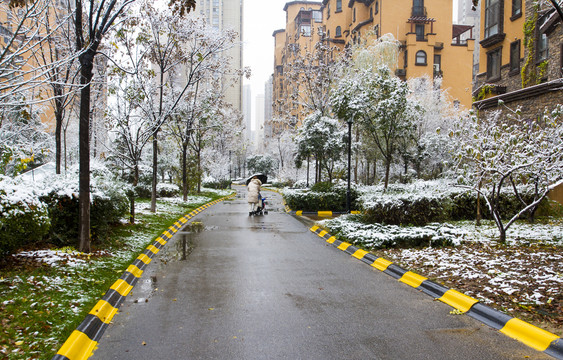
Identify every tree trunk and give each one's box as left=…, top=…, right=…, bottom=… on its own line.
left=78, top=50, right=95, bottom=253
left=130, top=164, right=139, bottom=224
left=499, top=226, right=506, bottom=243
left=384, top=156, right=391, bottom=190
left=306, top=156, right=310, bottom=187
left=196, top=147, right=201, bottom=193
left=373, top=159, right=377, bottom=185
left=54, top=95, right=63, bottom=175
left=150, top=130, right=158, bottom=212
left=182, top=143, right=188, bottom=201
left=476, top=180, right=482, bottom=226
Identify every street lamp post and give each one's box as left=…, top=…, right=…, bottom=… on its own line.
left=346, top=118, right=353, bottom=213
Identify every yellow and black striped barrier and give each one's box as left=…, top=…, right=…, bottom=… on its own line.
left=309, top=225, right=563, bottom=359
left=290, top=210, right=361, bottom=216
left=52, top=193, right=236, bottom=360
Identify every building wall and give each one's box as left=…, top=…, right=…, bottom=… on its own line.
left=198, top=0, right=244, bottom=113
left=326, top=0, right=475, bottom=108
left=475, top=0, right=526, bottom=94
left=473, top=0, right=562, bottom=120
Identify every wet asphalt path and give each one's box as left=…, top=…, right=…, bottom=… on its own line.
left=92, top=187, right=548, bottom=360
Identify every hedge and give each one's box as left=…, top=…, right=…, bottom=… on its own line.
left=0, top=176, right=50, bottom=257
left=282, top=182, right=359, bottom=212
left=360, top=182, right=555, bottom=225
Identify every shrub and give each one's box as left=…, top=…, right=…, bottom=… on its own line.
left=134, top=182, right=181, bottom=198
left=0, top=176, right=50, bottom=257
left=39, top=168, right=130, bottom=246
left=157, top=182, right=180, bottom=197
left=282, top=182, right=359, bottom=212
left=202, top=178, right=232, bottom=190
left=319, top=215, right=461, bottom=250
left=360, top=180, right=554, bottom=225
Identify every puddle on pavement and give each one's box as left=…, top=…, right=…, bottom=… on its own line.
left=171, top=222, right=204, bottom=261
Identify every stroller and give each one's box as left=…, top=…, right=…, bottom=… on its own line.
left=253, top=193, right=268, bottom=216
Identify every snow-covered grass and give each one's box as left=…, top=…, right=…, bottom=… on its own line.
left=0, top=192, right=229, bottom=359
left=318, top=215, right=563, bottom=334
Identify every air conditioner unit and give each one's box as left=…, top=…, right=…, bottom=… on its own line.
left=434, top=64, right=440, bottom=72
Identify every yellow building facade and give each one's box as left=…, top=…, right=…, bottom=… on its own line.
left=273, top=1, right=324, bottom=128
left=272, top=0, right=476, bottom=128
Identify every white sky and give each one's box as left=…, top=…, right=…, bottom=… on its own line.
left=241, top=0, right=458, bottom=129
left=242, top=0, right=288, bottom=97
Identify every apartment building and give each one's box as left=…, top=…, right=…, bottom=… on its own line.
left=197, top=0, right=244, bottom=113
left=457, top=0, right=481, bottom=79
left=472, top=0, right=562, bottom=119
left=272, top=1, right=324, bottom=130
left=272, top=0, right=476, bottom=134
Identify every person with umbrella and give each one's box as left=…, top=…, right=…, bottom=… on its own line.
left=246, top=174, right=266, bottom=216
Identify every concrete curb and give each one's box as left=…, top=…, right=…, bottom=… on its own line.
left=309, top=225, right=563, bottom=360
left=51, top=193, right=236, bottom=360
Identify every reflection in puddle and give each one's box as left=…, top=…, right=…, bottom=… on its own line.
left=175, top=221, right=204, bottom=261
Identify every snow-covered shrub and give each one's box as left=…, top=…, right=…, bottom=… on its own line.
left=0, top=176, right=50, bottom=257
left=39, top=166, right=130, bottom=246
left=292, top=180, right=308, bottom=189
left=135, top=182, right=181, bottom=198
left=156, top=182, right=180, bottom=197
left=360, top=180, right=553, bottom=225
left=319, top=214, right=464, bottom=249
left=202, top=178, right=231, bottom=190
left=282, top=182, right=359, bottom=211
left=134, top=184, right=152, bottom=198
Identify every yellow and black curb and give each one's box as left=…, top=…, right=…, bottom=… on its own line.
left=289, top=210, right=361, bottom=216
left=51, top=193, right=236, bottom=360
left=309, top=225, right=563, bottom=359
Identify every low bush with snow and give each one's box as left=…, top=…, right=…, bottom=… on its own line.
left=282, top=181, right=359, bottom=211
left=319, top=214, right=465, bottom=249
left=135, top=182, right=181, bottom=198
left=0, top=176, right=50, bottom=257
left=359, top=180, right=553, bottom=225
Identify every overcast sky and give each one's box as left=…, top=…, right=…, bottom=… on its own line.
left=242, top=0, right=289, bottom=96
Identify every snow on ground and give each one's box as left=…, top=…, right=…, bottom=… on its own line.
left=319, top=215, right=563, bottom=331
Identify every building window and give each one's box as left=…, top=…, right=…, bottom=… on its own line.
left=413, top=0, right=425, bottom=17
left=335, top=26, right=342, bottom=37
left=313, top=10, right=322, bottom=22
left=415, top=50, right=427, bottom=65
left=511, top=0, right=522, bottom=18
left=509, top=40, right=520, bottom=74
left=375, top=1, right=379, bottom=14
left=404, top=50, right=408, bottom=67
left=486, top=47, right=502, bottom=80
left=415, top=24, right=425, bottom=41
left=327, top=3, right=331, bottom=18
left=484, top=0, right=501, bottom=38
left=434, top=54, right=441, bottom=70
left=301, top=25, right=311, bottom=37
left=353, top=8, right=356, bottom=22
left=336, top=0, right=342, bottom=12
left=327, top=29, right=330, bottom=38
left=537, top=33, right=548, bottom=61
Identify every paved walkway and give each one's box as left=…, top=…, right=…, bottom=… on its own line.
left=91, top=188, right=549, bottom=359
